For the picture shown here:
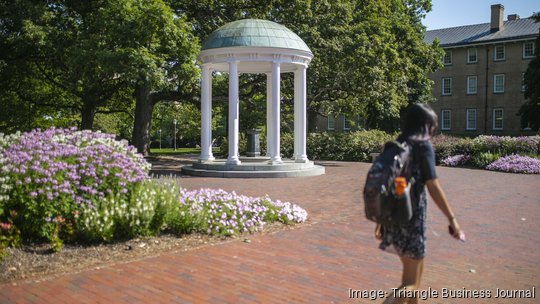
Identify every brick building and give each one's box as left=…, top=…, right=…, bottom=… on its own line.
left=424, top=4, right=539, bottom=135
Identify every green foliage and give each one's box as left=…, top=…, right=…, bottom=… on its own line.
left=151, top=102, right=221, bottom=149
left=435, top=134, right=540, bottom=168
left=76, top=179, right=185, bottom=241
left=0, top=0, right=199, bottom=142
left=220, top=130, right=393, bottom=161
left=519, top=12, right=540, bottom=131
left=1, top=211, right=21, bottom=260
left=471, top=152, right=500, bottom=169
left=174, top=0, right=441, bottom=132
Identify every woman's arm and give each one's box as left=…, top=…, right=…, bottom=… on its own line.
left=425, top=178, right=464, bottom=240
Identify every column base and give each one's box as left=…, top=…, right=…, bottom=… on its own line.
left=294, top=157, right=309, bottom=163
left=226, top=158, right=241, bottom=165
left=198, top=156, right=215, bottom=163
left=267, top=157, right=283, bottom=165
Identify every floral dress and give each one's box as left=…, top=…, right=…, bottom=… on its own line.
left=379, top=140, right=437, bottom=260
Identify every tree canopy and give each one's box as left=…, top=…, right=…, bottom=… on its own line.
left=520, top=12, right=540, bottom=131
left=1, top=0, right=442, bottom=149
left=173, top=0, right=442, bottom=131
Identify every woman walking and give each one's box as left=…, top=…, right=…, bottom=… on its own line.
left=376, top=104, right=465, bottom=304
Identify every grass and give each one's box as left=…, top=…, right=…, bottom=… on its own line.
left=150, top=147, right=219, bottom=156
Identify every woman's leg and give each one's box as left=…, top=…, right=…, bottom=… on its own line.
left=383, top=256, right=424, bottom=304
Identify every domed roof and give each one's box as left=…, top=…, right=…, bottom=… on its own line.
left=201, top=19, right=311, bottom=53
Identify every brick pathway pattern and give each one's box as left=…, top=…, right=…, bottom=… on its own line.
left=1, top=159, right=539, bottom=303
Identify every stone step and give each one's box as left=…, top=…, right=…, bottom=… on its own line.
left=181, top=164, right=325, bottom=178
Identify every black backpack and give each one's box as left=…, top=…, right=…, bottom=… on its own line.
left=363, top=140, right=415, bottom=225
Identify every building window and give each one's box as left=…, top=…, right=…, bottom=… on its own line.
left=493, top=108, right=503, bottom=130
left=441, top=110, right=451, bottom=130
left=442, top=78, right=452, bottom=95
left=467, top=48, right=477, bottom=63
left=467, top=76, right=477, bottom=94
left=494, top=45, right=505, bottom=61
left=493, top=74, right=505, bottom=93
left=327, top=115, right=335, bottom=130
left=466, top=109, right=477, bottom=130
left=522, top=72, right=527, bottom=92
left=342, top=115, right=350, bottom=131
left=523, top=41, right=535, bottom=58
left=443, top=50, right=452, bottom=65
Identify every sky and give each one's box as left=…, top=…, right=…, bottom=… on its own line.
left=422, top=0, right=539, bottom=30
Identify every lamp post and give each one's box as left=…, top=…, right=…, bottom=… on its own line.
left=173, top=119, right=177, bottom=151
left=158, top=129, right=162, bottom=150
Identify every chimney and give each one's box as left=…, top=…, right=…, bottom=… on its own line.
left=508, top=14, right=520, bottom=21
left=491, top=4, right=504, bottom=32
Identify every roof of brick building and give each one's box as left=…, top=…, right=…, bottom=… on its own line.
left=424, top=18, right=540, bottom=47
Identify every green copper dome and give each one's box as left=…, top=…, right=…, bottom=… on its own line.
left=201, top=19, right=311, bottom=53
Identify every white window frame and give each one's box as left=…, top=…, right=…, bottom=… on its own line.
left=467, top=76, right=477, bottom=94
left=467, top=48, right=478, bottom=63
left=523, top=41, right=535, bottom=58
left=342, top=115, right=351, bottom=131
left=442, top=78, right=452, bottom=96
left=443, top=50, right=452, bottom=65
left=493, top=74, right=505, bottom=93
left=521, top=72, right=527, bottom=92
left=493, top=108, right=504, bottom=130
left=441, top=110, right=451, bottom=131
left=494, top=45, right=505, bottom=61
left=327, top=115, right=335, bottom=131
left=466, top=109, right=477, bottom=131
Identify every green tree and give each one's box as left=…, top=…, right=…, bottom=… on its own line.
left=0, top=1, right=134, bottom=131
left=92, top=0, right=199, bottom=155
left=173, top=0, right=442, bottom=132
left=520, top=12, right=540, bottom=131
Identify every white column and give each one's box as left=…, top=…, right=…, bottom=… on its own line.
left=227, top=61, right=241, bottom=165
left=266, top=73, right=273, bottom=158
left=199, top=64, right=214, bottom=162
left=269, top=62, right=282, bottom=164
left=293, top=69, right=300, bottom=160
left=295, top=65, right=308, bottom=163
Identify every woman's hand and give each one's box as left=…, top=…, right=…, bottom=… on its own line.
left=375, top=224, right=383, bottom=240
left=449, top=218, right=466, bottom=242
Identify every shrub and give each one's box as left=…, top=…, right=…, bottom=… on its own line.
left=0, top=128, right=151, bottom=247
left=294, top=130, right=392, bottom=162
left=472, top=135, right=539, bottom=156
left=486, top=154, right=540, bottom=174
left=77, top=182, right=310, bottom=240
left=220, top=130, right=393, bottom=162
left=471, top=152, right=500, bottom=169
left=76, top=178, right=183, bottom=242
left=434, top=135, right=540, bottom=168
left=441, top=154, right=472, bottom=167
left=431, top=135, right=476, bottom=164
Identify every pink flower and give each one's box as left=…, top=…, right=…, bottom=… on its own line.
left=0, top=222, right=12, bottom=230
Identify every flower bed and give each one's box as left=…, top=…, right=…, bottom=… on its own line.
left=76, top=179, right=308, bottom=242
left=438, top=135, right=540, bottom=173
left=180, top=188, right=307, bottom=236
left=486, top=155, right=540, bottom=174
left=1, top=128, right=308, bottom=255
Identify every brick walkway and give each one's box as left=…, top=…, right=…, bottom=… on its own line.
left=1, top=158, right=539, bottom=303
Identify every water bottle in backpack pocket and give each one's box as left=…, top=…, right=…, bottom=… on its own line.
left=363, top=141, right=414, bottom=225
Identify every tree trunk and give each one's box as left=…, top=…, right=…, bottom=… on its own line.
left=132, top=81, right=154, bottom=156
left=307, top=109, right=319, bottom=132
left=80, top=101, right=96, bottom=130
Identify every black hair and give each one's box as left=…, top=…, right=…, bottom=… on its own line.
left=399, top=103, right=438, bottom=141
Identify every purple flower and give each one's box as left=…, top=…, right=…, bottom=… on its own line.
left=486, top=154, right=540, bottom=174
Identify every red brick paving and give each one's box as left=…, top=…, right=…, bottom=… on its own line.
left=1, top=159, right=539, bottom=303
